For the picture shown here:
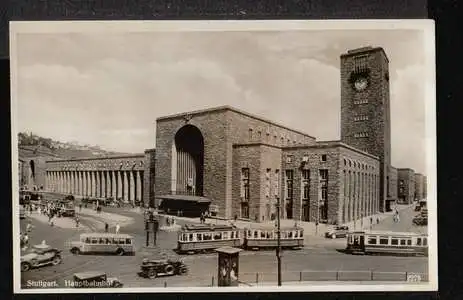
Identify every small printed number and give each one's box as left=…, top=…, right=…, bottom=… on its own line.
left=407, top=274, right=422, bottom=283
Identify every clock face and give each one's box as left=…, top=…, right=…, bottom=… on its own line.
left=354, top=77, right=368, bottom=91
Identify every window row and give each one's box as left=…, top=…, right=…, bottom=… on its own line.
left=353, top=99, right=368, bottom=105
left=179, top=231, right=241, bottom=242
left=248, top=128, right=309, bottom=145
left=246, top=229, right=304, bottom=239
left=81, top=237, right=133, bottom=245
left=354, top=132, right=369, bottom=138
left=353, top=115, right=369, bottom=121
left=343, top=158, right=376, bottom=171
left=286, top=154, right=327, bottom=164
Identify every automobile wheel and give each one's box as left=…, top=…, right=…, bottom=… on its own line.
left=116, top=248, right=125, bottom=256
left=165, top=264, right=175, bottom=275
left=179, top=266, right=188, bottom=275
left=71, top=248, right=81, bottom=255
left=148, top=268, right=157, bottom=279
left=332, top=234, right=336, bottom=239
left=21, top=262, right=31, bottom=272
left=52, top=255, right=62, bottom=265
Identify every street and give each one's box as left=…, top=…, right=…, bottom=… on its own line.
left=19, top=203, right=428, bottom=288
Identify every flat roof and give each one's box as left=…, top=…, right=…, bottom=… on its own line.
left=284, top=140, right=379, bottom=160
left=351, top=230, right=426, bottom=236
left=157, top=194, right=212, bottom=203
left=46, top=153, right=145, bottom=163
left=80, top=233, right=133, bottom=238
left=215, top=246, right=242, bottom=255
left=156, top=105, right=316, bottom=139
left=340, top=46, right=389, bottom=63
left=232, top=142, right=283, bottom=150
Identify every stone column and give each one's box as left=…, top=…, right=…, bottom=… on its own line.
left=123, top=171, right=129, bottom=202
left=136, top=171, right=142, bottom=203
left=101, top=171, right=106, bottom=198
left=112, top=171, right=117, bottom=199
left=106, top=171, right=111, bottom=198
left=117, top=171, right=123, bottom=200
left=90, top=171, right=95, bottom=197
left=129, top=171, right=135, bottom=204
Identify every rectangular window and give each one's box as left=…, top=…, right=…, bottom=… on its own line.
left=241, top=168, right=250, bottom=201
left=265, top=168, right=271, bottom=197
left=321, top=154, right=327, bottom=162
left=196, top=233, right=202, bottom=241
left=241, top=203, right=249, bottom=218
left=302, top=169, right=310, bottom=200
left=257, top=131, right=262, bottom=140
left=400, top=239, right=406, bottom=245
left=407, top=239, right=412, bottom=246
left=367, top=237, right=377, bottom=244
left=285, top=170, right=294, bottom=200
left=274, top=169, right=280, bottom=197
left=379, top=236, right=389, bottom=245
left=354, top=99, right=368, bottom=105
left=319, top=169, right=328, bottom=200
left=423, top=238, right=427, bottom=246
left=391, top=238, right=399, bottom=245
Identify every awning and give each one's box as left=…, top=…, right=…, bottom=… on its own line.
left=156, top=194, right=212, bottom=204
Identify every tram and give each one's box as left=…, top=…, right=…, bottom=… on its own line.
left=243, top=224, right=304, bottom=250
left=177, top=224, right=241, bottom=254
left=345, top=230, right=428, bottom=257
left=176, top=223, right=304, bottom=254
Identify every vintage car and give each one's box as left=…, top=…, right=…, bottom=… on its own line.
left=414, top=205, right=421, bottom=211
left=324, top=225, right=349, bottom=239
left=58, top=200, right=75, bottom=217
left=72, top=271, right=123, bottom=288
left=413, top=215, right=428, bottom=226
left=139, top=258, right=188, bottom=279
left=20, top=243, right=62, bottom=272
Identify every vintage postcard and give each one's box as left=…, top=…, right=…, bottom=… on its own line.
left=10, top=20, right=436, bottom=293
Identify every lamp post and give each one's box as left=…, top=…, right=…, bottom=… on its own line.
left=275, top=200, right=282, bottom=286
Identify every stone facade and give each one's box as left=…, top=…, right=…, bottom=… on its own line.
left=398, top=168, right=415, bottom=204
left=388, top=166, right=398, bottom=203
left=282, top=142, right=380, bottom=225
left=45, top=154, right=146, bottom=203
left=144, top=149, right=156, bottom=207
left=414, top=173, right=425, bottom=201
left=155, top=106, right=315, bottom=219
left=340, top=46, right=391, bottom=213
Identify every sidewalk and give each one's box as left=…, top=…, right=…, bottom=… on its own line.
left=26, top=213, right=88, bottom=230
left=75, top=207, right=134, bottom=228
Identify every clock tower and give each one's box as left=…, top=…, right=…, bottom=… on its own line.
left=340, top=46, right=391, bottom=213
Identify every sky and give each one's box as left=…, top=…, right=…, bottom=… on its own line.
left=13, top=25, right=431, bottom=174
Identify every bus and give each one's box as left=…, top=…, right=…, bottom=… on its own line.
left=346, top=230, right=428, bottom=256
left=69, top=233, right=135, bottom=256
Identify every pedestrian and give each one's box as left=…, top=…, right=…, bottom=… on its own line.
left=26, top=221, right=33, bottom=233
left=23, top=233, right=29, bottom=249
left=79, top=203, right=82, bottom=212
left=105, top=222, right=109, bottom=232
left=75, top=216, right=80, bottom=228
left=376, top=217, right=379, bottom=224
left=115, top=223, right=120, bottom=234
left=370, top=217, right=373, bottom=225
left=37, top=206, right=41, bottom=215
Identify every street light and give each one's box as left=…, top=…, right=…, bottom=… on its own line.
left=275, top=200, right=282, bottom=286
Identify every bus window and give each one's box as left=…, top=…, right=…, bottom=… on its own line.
left=84, top=237, right=90, bottom=243
left=213, top=232, right=222, bottom=240
left=423, top=238, right=427, bottom=246
left=391, top=238, right=399, bottom=246
left=99, top=238, right=105, bottom=244
left=416, top=238, right=422, bottom=246
left=91, top=238, right=98, bottom=244
left=189, top=234, right=194, bottom=241
left=407, top=239, right=412, bottom=246
left=367, top=236, right=377, bottom=244
left=400, top=239, right=406, bottom=245
left=118, top=239, right=125, bottom=245
left=125, top=238, right=132, bottom=245
left=379, top=236, right=389, bottom=245
left=105, top=238, right=111, bottom=244
left=196, top=233, right=202, bottom=241
left=223, top=232, right=229, bottom=240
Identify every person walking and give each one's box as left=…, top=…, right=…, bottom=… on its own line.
left=26, top=221, right=33, bottom=233
left=23, top=233, right=29, bottom=249
left=105, top=222, right=109, bottom=233
left=75, top=216, right=80, bottom=228
left=115, top=223, right=120, bottom=234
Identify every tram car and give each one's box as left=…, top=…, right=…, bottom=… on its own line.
left=177, top=224, right=242, bottom=254
left=176, top=223, right=304, bottom=254
left=345, top=230, right=428, bottom=257
left=243, top=223, right=304, bottom=250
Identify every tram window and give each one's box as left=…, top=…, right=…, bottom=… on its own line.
left=230, top=232, right=235, bottom=239
left=423, top=238, right=427, bottom=246
left=266, top=231, right=271, bottom=238
left=407, top=239, right=412, bottom=246
left=223, top=232, right=229, bottom=239
left=282, top=232, right=288, bottom=239
left=125, top=239, right=132, bottom=245
left=367, top=237, right=377, bottom=244
left=379, top=236, right=389, bottom=245
left=203, top=233, right=212, bottom=241
left=400, top=239, right=406, bottom=245
left=300, top=230, right=304, bottom=237
left=248, top=230, right=252, bottom=238
left=196, top=233, right=202, bottom=241
left=189, top=234, right=194, bottom=241
left=183, top=234, right=188, bottom=241
left=254, top=231, right=258, bottom=238
left=416, top=238, right=422, bottom=245
left=391, top=238, right=399, bottom=245
left=288, top=231, right=293, bottom=238
left=214, top=232, right=222, bottom=240
left=236, top=231, right=240, bottom=238
left=261, top=231, right=266, bottom=238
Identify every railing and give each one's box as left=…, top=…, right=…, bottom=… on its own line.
left=155, top=270, right=429, bottom=287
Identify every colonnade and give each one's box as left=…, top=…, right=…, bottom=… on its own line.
left=45, top=170, right=143, bottom=203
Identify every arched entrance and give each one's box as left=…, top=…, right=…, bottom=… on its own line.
left=171, top=125, right=204, bottom=196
